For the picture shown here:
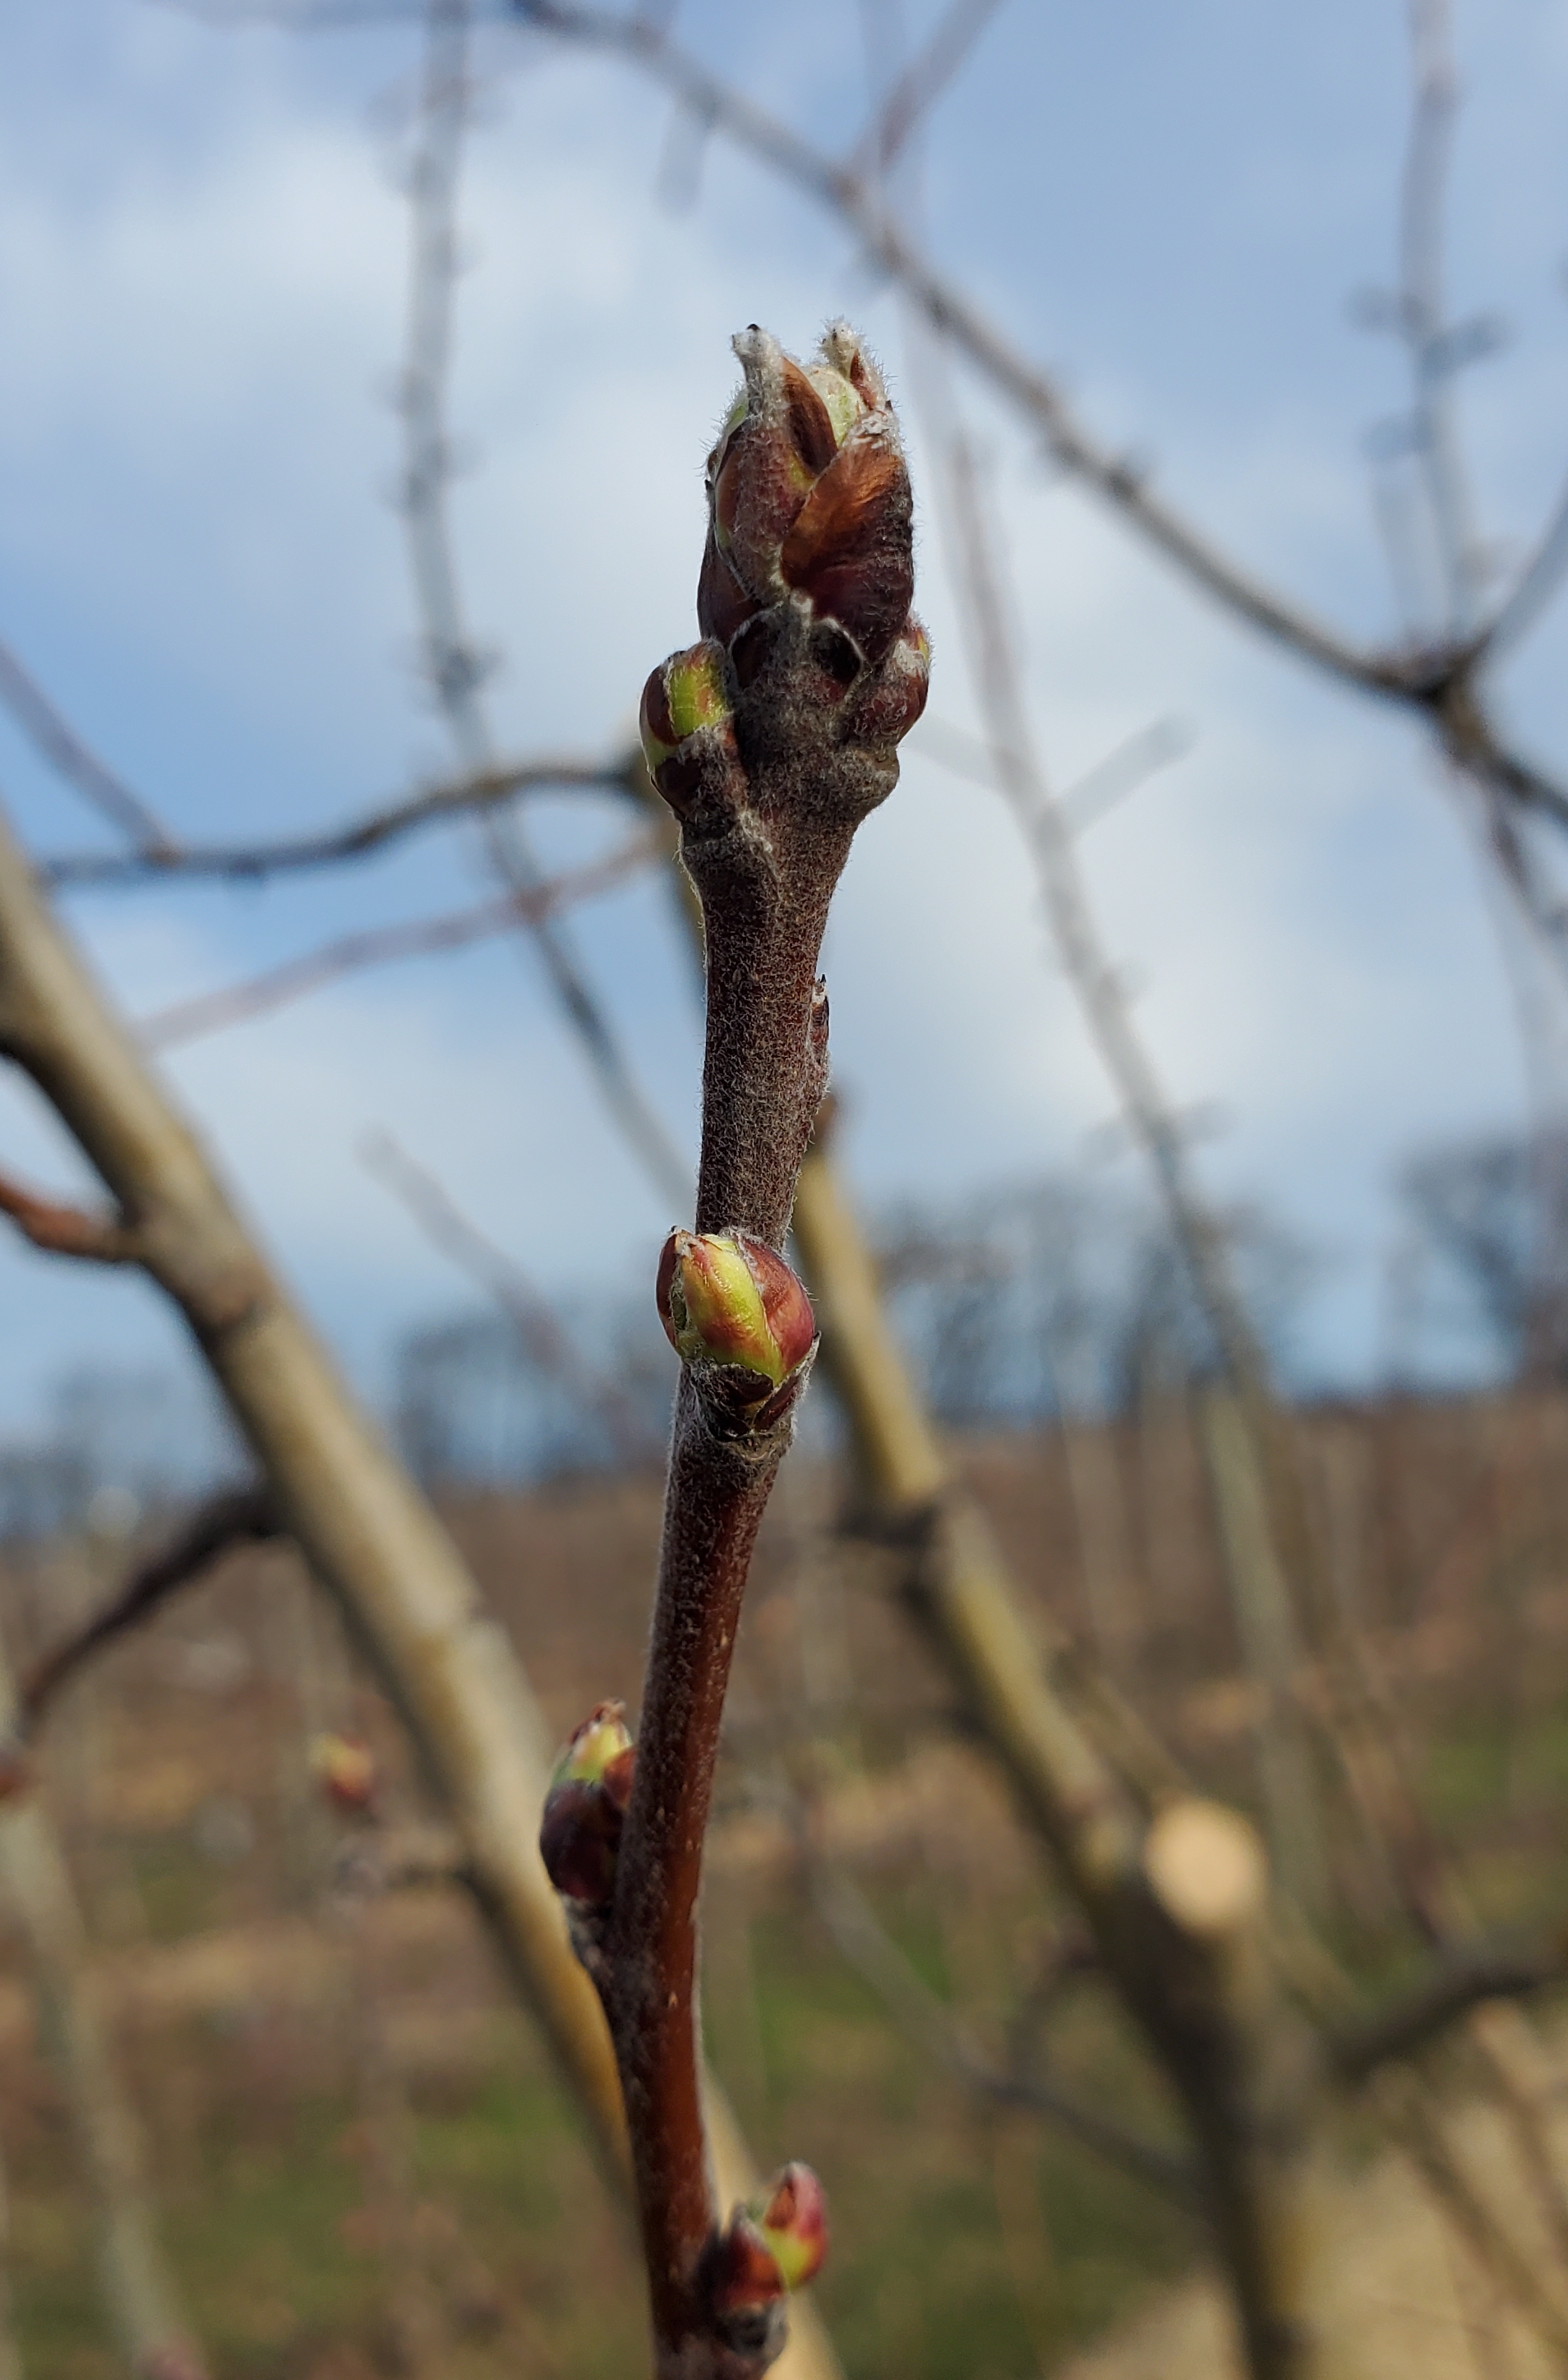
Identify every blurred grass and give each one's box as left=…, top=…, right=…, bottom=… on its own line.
left=3, top=1395, right=1568, bottom=2377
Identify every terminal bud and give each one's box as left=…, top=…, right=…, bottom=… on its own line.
left=700, top=323, right=914, bottom=678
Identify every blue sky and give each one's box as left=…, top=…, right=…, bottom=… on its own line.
left=2, top=0, right=1568, bottom=1442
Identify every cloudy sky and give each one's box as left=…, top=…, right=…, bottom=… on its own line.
left=2, top=0, right=1567, bottom=1446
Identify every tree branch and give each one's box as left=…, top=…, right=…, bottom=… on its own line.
left=400, top=0, right=690, bottom=1210
left=1332, top=1932, right=1568, bottom=2088
left=39, top=753, right=639, bottom=890
left=1474, top=462, right=1568, bottom=663
left=359, top=1127, right=665, bottom=1469
left=0, top=1166, right=139, bottom=1262
left=546, top=322, right=929, bottom=2378
left=0, top=634, right=177, bottom=856
left=805, top=1849, right=1198, bottom=2204
left=514, top=0, right=1568, bottom=850
left=846, top=0, right=1008, bottom=181
left=16, top=1483, right=284, bottom=1741
left=135, top=827, right=659, bottom=1050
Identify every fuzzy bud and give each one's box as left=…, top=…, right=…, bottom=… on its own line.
left=699, top=323, right=915, bottom=680
left=540, top=1701, right=635, bottom=1907
left=310, top=1732, right=376, bottom=1816
left=639, top=642, right=732, bottom=771
left=639, top=640, right=740, bottom=815
left=657, top=1230, right=815, bottom=1389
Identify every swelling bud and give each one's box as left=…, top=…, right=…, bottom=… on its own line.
left=657, top=1229, right=816, bottom=1391
left=540, top=1701, right=635, bottom=1908
left=310, top=1731, right=376, bottom=1815
left=752, top=2163, right=828, bottom=2293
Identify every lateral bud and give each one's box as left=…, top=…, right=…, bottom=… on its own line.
left=310, top=1731, right=377, bottom=1816
left=639, top=641, right=736, bottom=814
left=656, top=1229, right=817, bottom=1434
left=708, top=2164, right=829, bottom=2331
left=752, top=2162, right=828, bottom=2291
left=539, top=1700, right=635, bottom=1907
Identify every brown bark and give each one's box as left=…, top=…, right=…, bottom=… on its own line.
left=0, top=797, right=842, bottom=2380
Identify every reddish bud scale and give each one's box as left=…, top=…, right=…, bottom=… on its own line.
left=540, top=1703, right=636, bottom=1907
left=695, top=322, right=918, bottom=695
left=708, top=2163, right=829, bottom=2317
left=657, top=1230, right=815, bottom=1387
left=708, top=2217, right=787, bottom=2316
left=310, top=1731, right=376, bottom=1815
left=755, top=2163, right=828, bottom=2292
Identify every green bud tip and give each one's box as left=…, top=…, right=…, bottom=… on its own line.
left=549, top=1700, right=635, bottom=1799
left=656, top=1230, right=816, bottom=1386
left=751, top=2164, right=828, bottom=2292
left=639, top=642, right=732, bottom=772
left=310, top=1731, right=376, bottom=1814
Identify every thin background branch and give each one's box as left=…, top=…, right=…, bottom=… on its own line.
left=0, top=635, right=176, bottom=856
left=400, top=0, right=689, bottom=1206
left=135, top=824, right=658, bottom=1049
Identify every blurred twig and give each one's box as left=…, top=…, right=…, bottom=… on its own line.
left=359, top=1127, right=665, bottom=1467
left=0, top=635, right=176, bottom=857
left=848, top=0, right=1008, bottom=180
left=400, top=0, right=689, bottom=1207
left=0, top=1623, right=210, bottom=2380
left=16, top=1484, right=283, bottom=1740
left=39, top=751, right=642, bottom=890
left=136, top=825, right=659, bottom=1049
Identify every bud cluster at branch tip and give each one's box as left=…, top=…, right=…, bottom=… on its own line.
left=657, top=1229, right=818, bottom=1434
left=640, top=323, right=929, bottom=842
left=700, top=324, right=925, bottom=695
left=539, top=1700, right=635, bottom=1907
left=708, top=2164, right=829, bottom=2326
left=310, top=1731, right=377, bottom=1816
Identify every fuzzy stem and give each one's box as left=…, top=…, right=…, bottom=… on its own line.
left=608, top=1389, right=786, bottom=2351
left=599, top=319, right=925, bottom=2373
left=609, top=727, right=858, bottom=2368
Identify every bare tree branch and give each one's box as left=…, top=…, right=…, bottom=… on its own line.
left=915, top=712, right=1192, bottom=834
left=135, top=826, right=659, bottom=1049
left=847, top=0, right=1009, bottom=180
left=39, top=751, right=640, bottom=890
left=1333, top=1931, right=1568, bottom=2088
left=1395, top=0, right=1485, bottom=632
left=0, top=1623, right=210, bottom=2380
left=806, top=1847, right=1198, bottom=2203
left=514, top=0, right=1568, bottom=843
left=0, top=634, right=176, bottom=856
left=400, top=0, right=689, bottom=1209
left=17, top=1483, right=283, bottom=1739
left=359, top=1127, right=665, bottom=1468
left=0, top=1168, right=139, bottom=1263
left=1475, top=460, right=1568, bottom=663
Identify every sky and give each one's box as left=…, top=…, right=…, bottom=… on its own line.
left=2, top=0, right=1568, bottom=1455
